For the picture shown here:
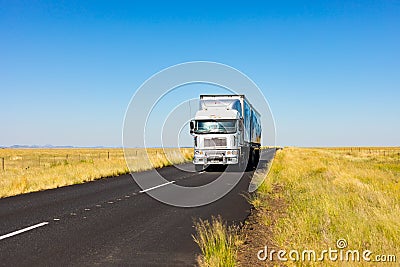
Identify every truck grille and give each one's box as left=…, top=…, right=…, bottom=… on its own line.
left=204, top=138, right=227, bottom=148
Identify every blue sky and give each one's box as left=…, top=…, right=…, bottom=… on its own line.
left=1, top=1, right=399, bottom=147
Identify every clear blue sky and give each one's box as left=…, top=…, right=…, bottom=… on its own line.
left=1, top=1, right=399, bottom=147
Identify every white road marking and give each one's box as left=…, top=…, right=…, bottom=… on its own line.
left=53, top=218, right=60, bottom=221
left=139, top=181, right=175, bottom=193
left=107, top=201, right=114, bottom=204
left=84, top=208, right=90, bottom=211
left=0, top=222, right=48, bottom=240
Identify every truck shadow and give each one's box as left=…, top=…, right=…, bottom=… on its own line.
left=203, top=165, right=227, bottom=172
left=204, top=163, right=260, bottom=173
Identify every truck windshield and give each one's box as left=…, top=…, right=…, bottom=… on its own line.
left=195, top=120, right=237, bottom=134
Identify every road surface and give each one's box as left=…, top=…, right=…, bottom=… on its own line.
left=0, top=149, right=275, bottom=266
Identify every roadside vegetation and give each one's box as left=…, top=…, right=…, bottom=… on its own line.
left=193, top=216, right=243, bottom=267
left=193, top=147, right=400, bottom=266
left=0, top=148, right=192, bottom=198
left=240, top=147, right=400, bottom=266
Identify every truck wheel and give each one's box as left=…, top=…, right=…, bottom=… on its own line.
left=195, top=165, right=204, bottom=172
left=255, top=149, right=260, bottom=166
left=239, top=160, right=246, bottom=172
left=246, top=149, right=254, bottom=170
left=233, top=157, right=246, bottom=172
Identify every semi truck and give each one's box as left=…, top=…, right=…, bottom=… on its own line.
left=190, top=95, right=261, bottom=171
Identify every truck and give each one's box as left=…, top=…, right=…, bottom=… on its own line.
left=190, top=95, right=261, bottom=171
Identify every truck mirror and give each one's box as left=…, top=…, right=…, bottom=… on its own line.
left=190, top=120, right=194, bottom=134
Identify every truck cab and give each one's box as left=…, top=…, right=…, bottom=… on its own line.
left=190, top=95, right=261, bottom=171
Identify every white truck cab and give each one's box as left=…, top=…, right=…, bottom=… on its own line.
left=190, top=95, right=261, bottom=171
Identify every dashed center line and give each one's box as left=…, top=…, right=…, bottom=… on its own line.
left=139, top=181, right=175, bottom=193
left=0, top=222, right=49, bottom=240
left=1, top=172, right=200, bottom=242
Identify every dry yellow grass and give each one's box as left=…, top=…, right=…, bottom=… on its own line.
left=193, top=216, right=243, bottom=267
left=253, top=147, right=400, bottom=266
left=0, top=148, right=193, bottom=198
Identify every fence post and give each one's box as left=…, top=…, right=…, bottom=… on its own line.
left=107, top=151, right=110, bottom=160
left=1, top=157, right=4, bottom=171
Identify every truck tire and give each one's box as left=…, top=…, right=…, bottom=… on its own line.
left=238, top=159, right=246, bottom=172
left=254, top=149, right=260, bottom=166
left=195, top=165, right=204, bottom=172
left=246, top=148, right=255, bottom=170
left=228, top=161, right=245, bottom=172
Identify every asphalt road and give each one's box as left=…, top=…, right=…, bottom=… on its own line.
left=0, top=149, right=275, bottom=266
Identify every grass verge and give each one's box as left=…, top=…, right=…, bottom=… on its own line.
left=239, top=147, right=400, bottom=266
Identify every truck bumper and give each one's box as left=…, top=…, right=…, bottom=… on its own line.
left=193, top=150, right=239, bottom=165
